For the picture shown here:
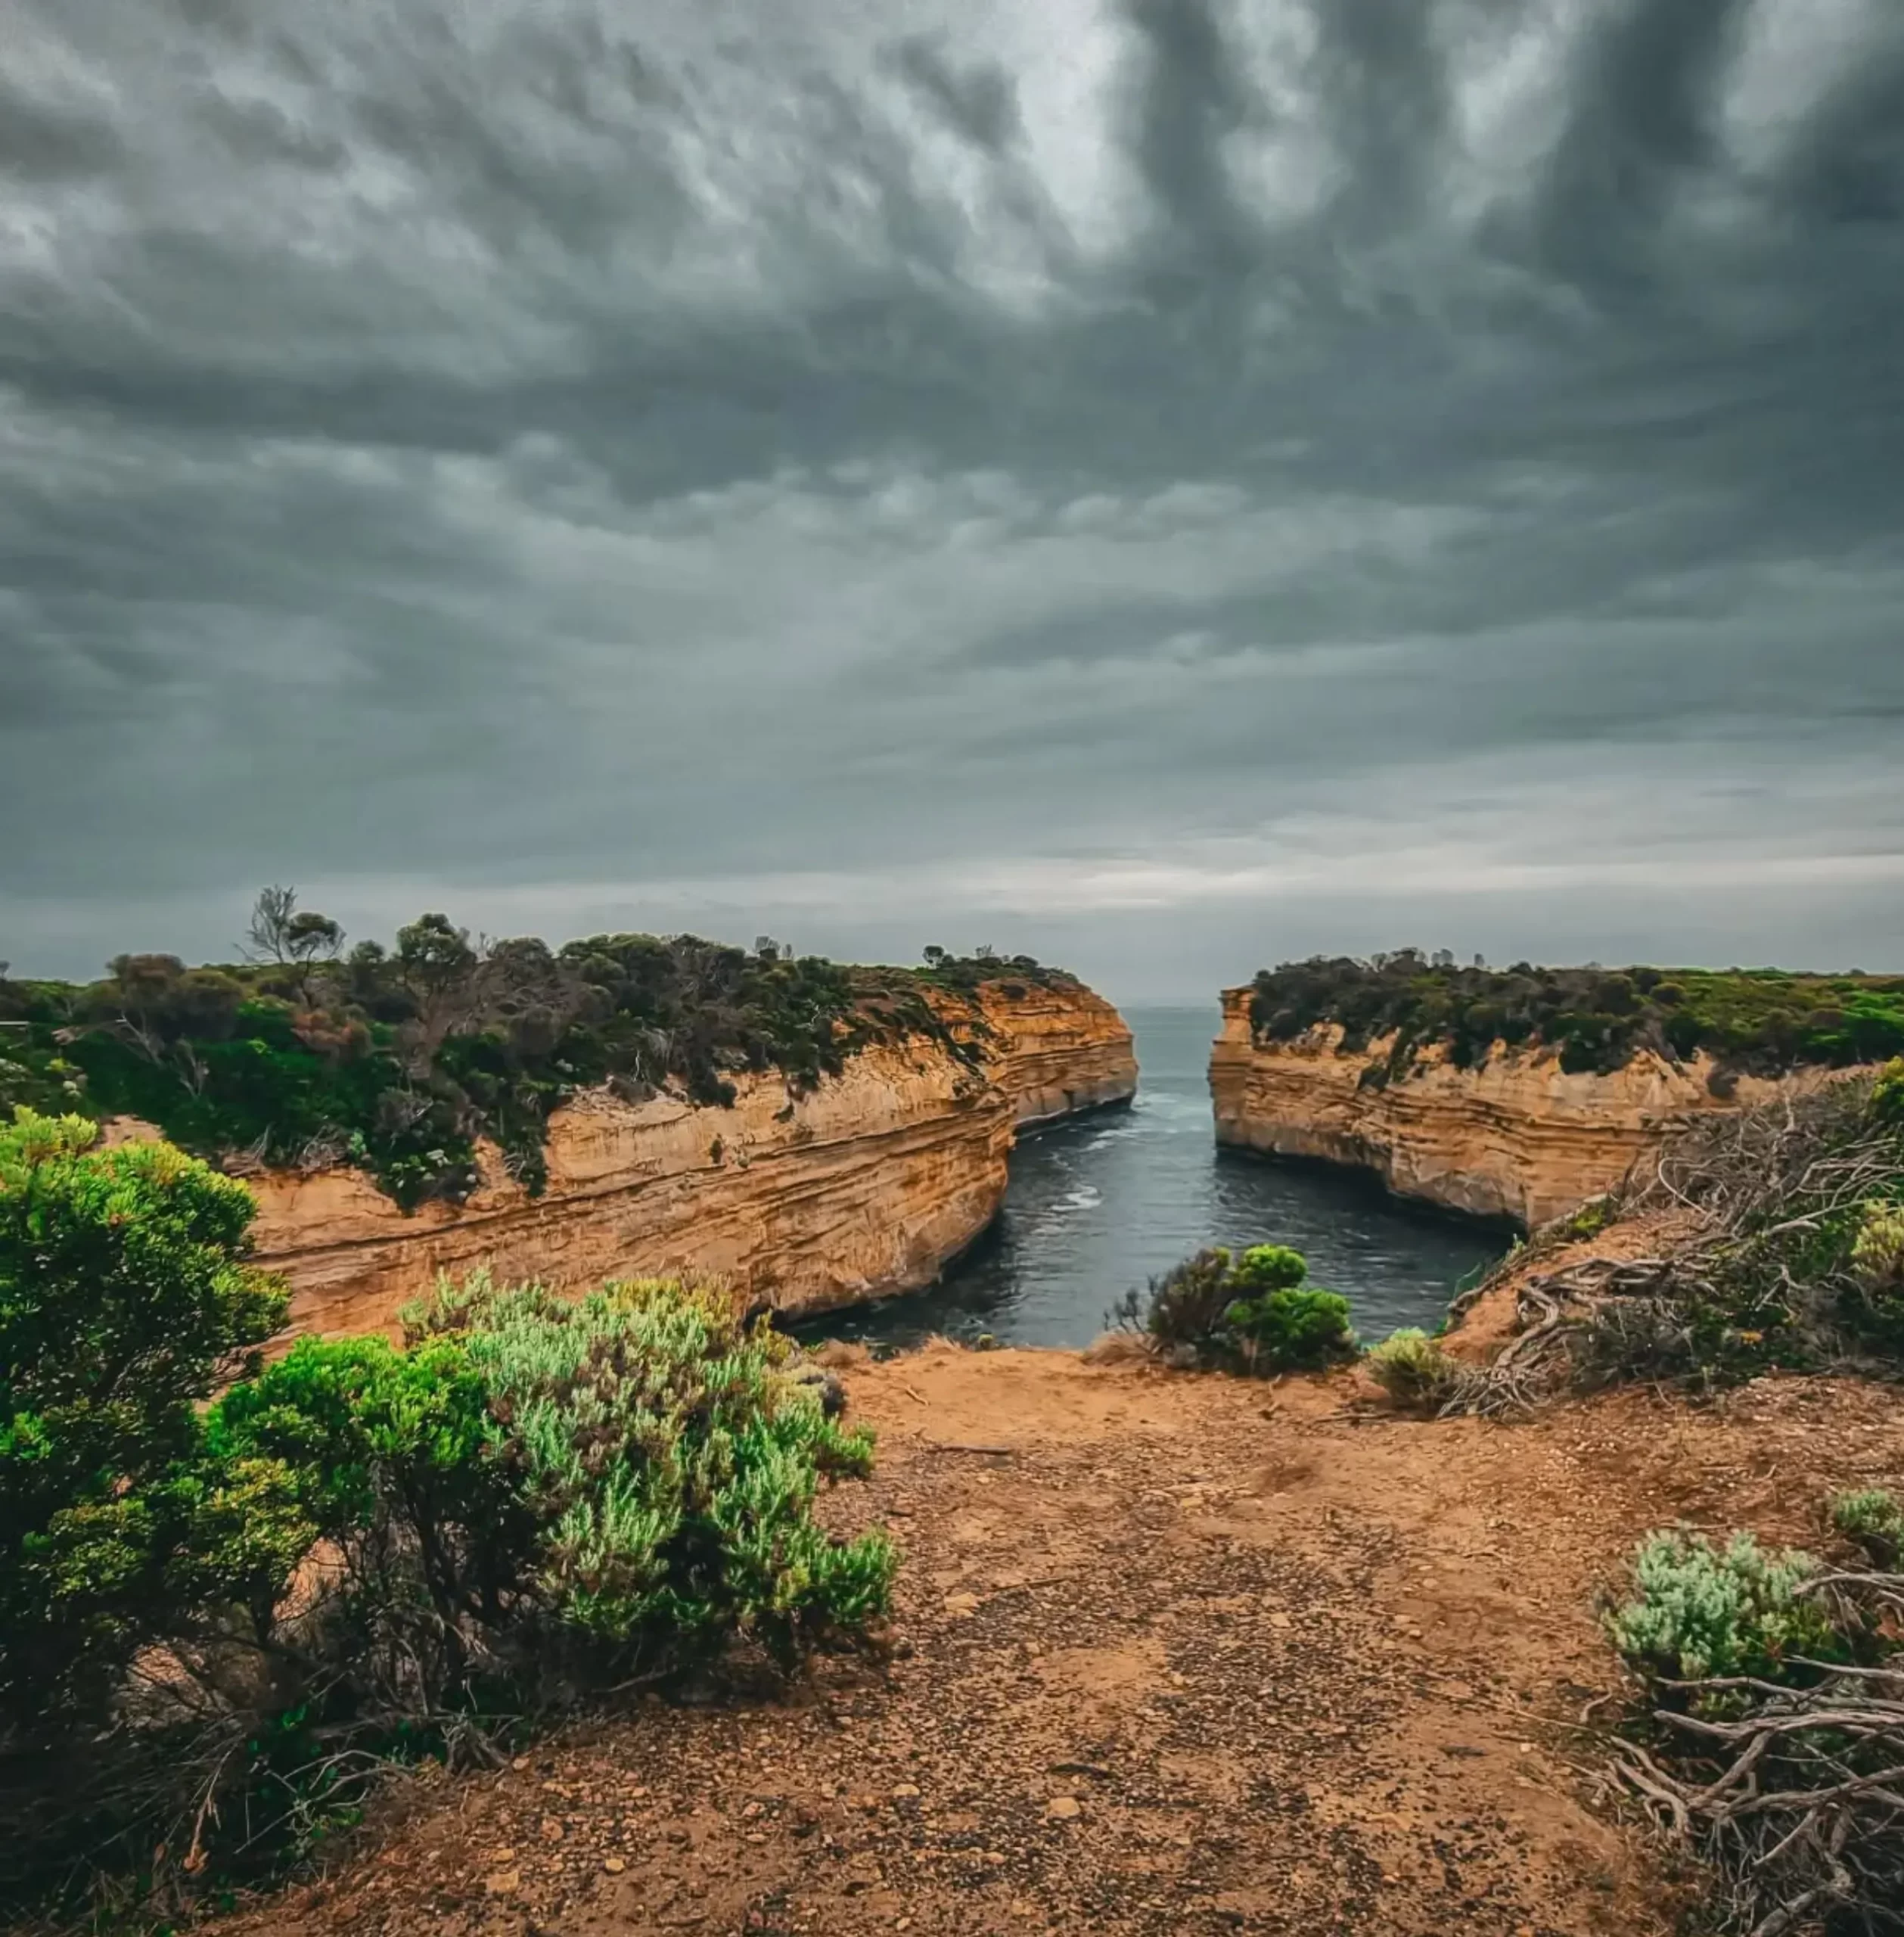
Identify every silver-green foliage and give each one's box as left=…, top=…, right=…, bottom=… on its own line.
left=405, top=1272, right=896, bottom=1658
left=1604, top=1531, right=1836, bottom=1681
left=1831, top=1487, right=1903, bottom=1565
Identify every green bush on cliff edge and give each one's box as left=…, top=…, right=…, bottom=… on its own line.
left=1113, top=1243, right=1357, bottom=1373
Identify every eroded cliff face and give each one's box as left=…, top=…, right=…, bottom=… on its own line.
left=195, top=977, right=1136, bottom=1342
left=245, top=1035, right=1014, bottom=1339
left=969, top=978, right=1138, bottom=1126
left=1209, top=987, right=1847, bottom=1228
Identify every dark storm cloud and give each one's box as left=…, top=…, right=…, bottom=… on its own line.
left=2, top=0, right=1901, bottom=986
left=0, top=74, right=127, bottom=183
left=889, top=38, right=1023, bottom=153
left=1525, top=0, right=1754, bottom=288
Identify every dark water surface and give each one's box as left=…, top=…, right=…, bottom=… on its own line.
left=799, top=1006, right=1511, bottom=1353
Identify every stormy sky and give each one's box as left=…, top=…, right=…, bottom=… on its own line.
left=3, top=0, right=1901, bottom=1000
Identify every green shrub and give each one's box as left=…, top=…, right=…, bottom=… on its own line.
left=1831, top=1487, right=1903, bottom=1565
left=1365, top=1328, right=1468, bottom=1413
left=1228, top=1243, right=1307, bottom=1293
left=1123, top=1244, right=1356, bottom=1374
left=209, top=1272, right=896, bottom=1700
left=1222, top=1287, right=1356, bottom=1370
left=428, top=1274, right=896, bottom=1659
left=1600, top=1520, right=1903, bottom=1935
left=1851, top=1199, right=1904, bottom=1295
left=1561, top=1195, right=1614, bottom=1242
left=1, top=1117, right=894, bottom=1915
left=0, top=1108, right=289, bottom=1735
left=1604, top=1531, right=1837, bottom=1683
left=1844, top=1197, right=1904, bottom=1354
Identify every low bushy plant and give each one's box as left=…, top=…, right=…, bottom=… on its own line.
left=1604, top=1531, right=1837, bottom=1683
left=1851, top=1199, right=1904, bottom=1295
left=1831, top=1486, right=1903, bottom=1565
left=1365, top=1327, right=1468, bottom=1413
left=209, top=1272, right=897, bottom=1706
left=1561, top=1195, right=1614, bottom=1242
left=1598, top=1516, right=1904, bottom=1934
left=1120, top=1244, right=1356, bottom=1374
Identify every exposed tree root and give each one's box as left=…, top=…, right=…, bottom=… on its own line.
left=1607, top=1641, right=1904, bottom=1937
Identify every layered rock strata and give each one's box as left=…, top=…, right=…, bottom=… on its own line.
left=1209, top=987, right=1851, bottom=1228
left=971, top=978, right=1138, bottom=1126
left=200, top=977, right=1135, bottom=1340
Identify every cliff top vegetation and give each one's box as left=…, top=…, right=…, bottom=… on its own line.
left=0, top=892, right=1073, bottom=1208
left=912, top=944, right=1082, bottom=998
left=1246, top=950, right=1904, bottom=1079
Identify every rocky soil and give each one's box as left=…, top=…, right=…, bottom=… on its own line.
left=219, top=1344, right=1904, bottom=1937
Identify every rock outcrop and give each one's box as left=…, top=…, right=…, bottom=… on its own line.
left=1209, top=987, right=1850, bottom=1228
left=250, top=1037, right=1013, bottom=1339
left=970, top=977, right=1138, bottom=1126
left=222, top=976, right=1135, bottom=1341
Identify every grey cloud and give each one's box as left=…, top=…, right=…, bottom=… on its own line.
left=890, top=37, right=1023, bottom=153
left=1775, top=19, right=1904, bottom=226
left=1526, top=0, right=1754, bottom=291
left=0, top=76, right=127, bottom=183
left=1, top=0, right=1901, bottom=987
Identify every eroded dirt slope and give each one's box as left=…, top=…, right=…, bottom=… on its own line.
left=221, top=1347, right=1904, bottom=1937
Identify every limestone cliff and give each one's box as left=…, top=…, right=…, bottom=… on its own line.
left=1209, top=987, right=1850, bottom=1227
left=245, top=1035, right=1013, bottom=1339
left=968, top=977, right=1138, bottom=1126
left=213, top=976, right=1134, bottom=1341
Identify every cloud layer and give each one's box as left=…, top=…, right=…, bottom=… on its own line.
left=4, top=0, right=1901, bottom=993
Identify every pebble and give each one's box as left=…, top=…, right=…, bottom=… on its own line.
left=1045, top=1796, right=1082, bottom=1820
left=602, top=1856, right=626, bottom=1874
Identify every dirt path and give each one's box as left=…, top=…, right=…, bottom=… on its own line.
left=224, top=1347, right=1904, bottom=1937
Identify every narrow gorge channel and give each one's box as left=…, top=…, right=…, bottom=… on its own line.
left=800, top=1006, right=1511, bottom=1352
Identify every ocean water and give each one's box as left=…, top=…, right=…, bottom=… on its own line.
left=797, top=1005, right=1512, bottom=1353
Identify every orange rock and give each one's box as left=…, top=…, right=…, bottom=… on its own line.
left=183, top=977, right=1135, bottom=1341
left=1209, top=990, right=1863, bottom=1227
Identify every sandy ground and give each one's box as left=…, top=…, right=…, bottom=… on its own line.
left=213, top=1336, right=1904, bottom=1937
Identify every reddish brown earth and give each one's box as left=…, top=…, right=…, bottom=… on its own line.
left=216, top=1342, right=1904, bottom=1937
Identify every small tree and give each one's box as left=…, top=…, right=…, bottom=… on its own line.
left=244, top=885, right=343, bottom=972
left=242, top=885, right=345, bottom=1008
left=395, top=913, right=480, bottom=1059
